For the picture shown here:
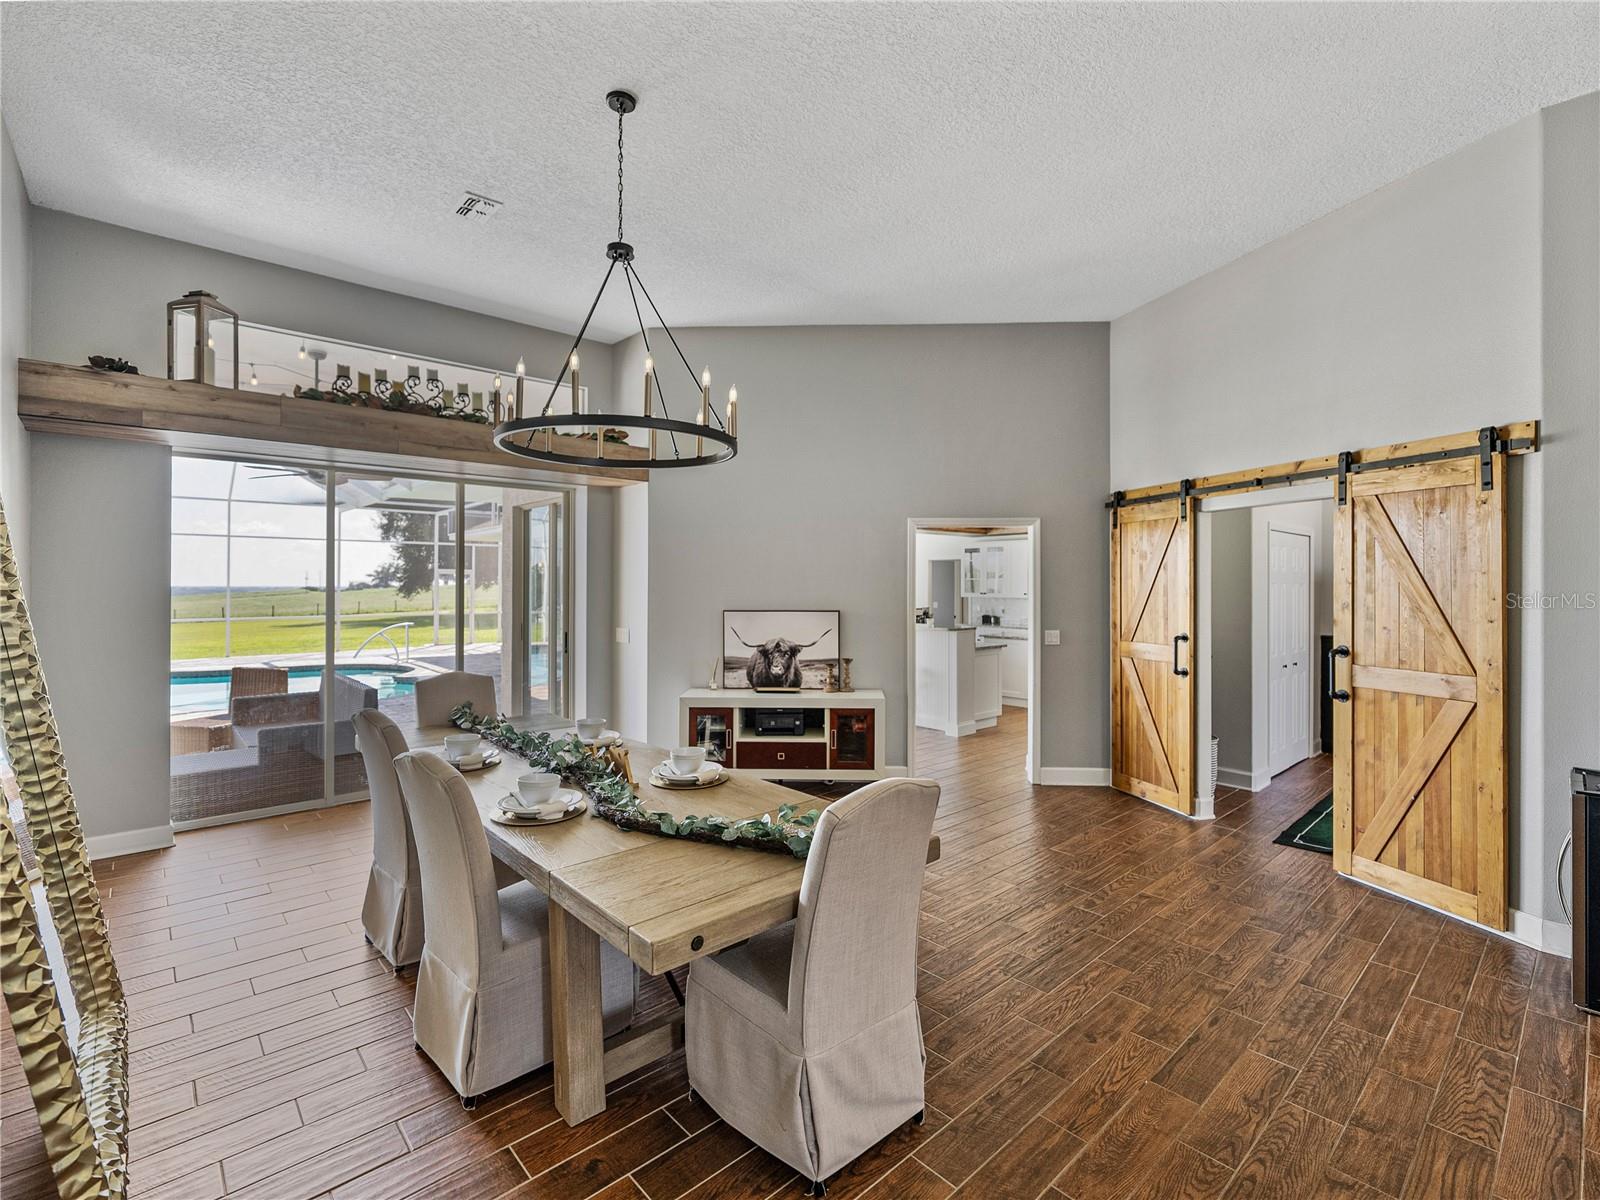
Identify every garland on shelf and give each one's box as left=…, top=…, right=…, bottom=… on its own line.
left=449, top=703, right=823, bottom=859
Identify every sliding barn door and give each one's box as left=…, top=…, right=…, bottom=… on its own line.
left=1332, top=456, right=1507, bottom=928
left=1111, top=498, right=1195, bottom=814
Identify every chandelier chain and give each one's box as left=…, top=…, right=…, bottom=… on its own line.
left=617, top=105, right=626, bottom=242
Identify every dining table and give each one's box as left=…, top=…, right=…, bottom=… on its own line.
left=416, top=725, right=940, bottom=1126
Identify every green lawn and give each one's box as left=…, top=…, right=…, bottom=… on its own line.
left=171, top=585, right=503, bottom=660
left=171, top=584, right=498, bottom=620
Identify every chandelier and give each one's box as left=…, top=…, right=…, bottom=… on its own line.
left=494, top=90, right=737, bottom=469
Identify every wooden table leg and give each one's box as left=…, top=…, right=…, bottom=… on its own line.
left=549, top=897, right=607, bottom=1125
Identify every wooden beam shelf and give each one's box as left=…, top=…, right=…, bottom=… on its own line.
left=16, top=360, right=647, bottom=485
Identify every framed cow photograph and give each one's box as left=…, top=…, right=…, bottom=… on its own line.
left=722, top=609, right=841, bottom=691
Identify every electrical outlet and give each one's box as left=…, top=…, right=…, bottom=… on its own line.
left=1043, top=629, right=1061, bottom=646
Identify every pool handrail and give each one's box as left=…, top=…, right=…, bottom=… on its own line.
left=353, top=621, right=414, bottom=664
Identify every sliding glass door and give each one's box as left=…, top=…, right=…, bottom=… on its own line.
left=524, top=497, right=566, bottom=719
left=169, top=455, right=572, bottom=826
left=169, top=459, right=331, bottom=825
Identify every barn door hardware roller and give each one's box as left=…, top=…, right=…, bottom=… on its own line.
left=1178, top=479, right=1194, bottom=521
left=1110, top=490, right=1126, bottom=529
left=1336, top=451, right=1354, bottom=507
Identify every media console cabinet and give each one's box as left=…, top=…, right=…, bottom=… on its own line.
left=677, top=688, right=888, bottom=783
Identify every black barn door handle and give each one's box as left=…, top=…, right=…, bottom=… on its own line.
left=1327, top=644, right=1351, bottom=702
left=1172, top=634, right=1190, bottom=678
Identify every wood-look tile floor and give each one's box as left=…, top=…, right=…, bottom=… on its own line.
left=2, top=707, right=1587, bottom=1199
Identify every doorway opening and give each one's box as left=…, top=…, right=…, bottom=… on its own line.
left=906, top=519, right=1040, bottom=783
left=1197, top=484, right=1335, bottom=818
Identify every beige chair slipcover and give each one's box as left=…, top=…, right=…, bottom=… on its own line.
left=396, top=750, right=635, bottom=1102
left=353, top=711, right=523, bottom=970
left=686, top=777, right=941, bottom=1185
left=415, top=670, right=498, bottom=726
left=353, top=710, right=426, bottom=969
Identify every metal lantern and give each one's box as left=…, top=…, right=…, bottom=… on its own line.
left=166, top=290, right=239, bottom=388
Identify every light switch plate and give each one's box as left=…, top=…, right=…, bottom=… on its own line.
left=615, top=627, right=630, bottom=643
left=1043, top=629, right=1061, bottom=645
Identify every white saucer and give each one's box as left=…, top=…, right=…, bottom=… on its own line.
left=578, top=730, right=622, bottom=748
left=440, top=746, right=501, bottom=771
left=493, top=788, right=587, bottom=825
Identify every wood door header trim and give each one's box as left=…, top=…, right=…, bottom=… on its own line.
left=1108, top=421, right=1537, bottom=508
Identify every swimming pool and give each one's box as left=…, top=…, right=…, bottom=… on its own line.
left=170, top=665, right=419, bottom=716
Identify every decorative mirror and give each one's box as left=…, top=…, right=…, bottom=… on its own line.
left=0, top=503, right=130, bottom=1199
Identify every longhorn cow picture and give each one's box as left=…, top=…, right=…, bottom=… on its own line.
left=722, top=610, right=841, bottom=691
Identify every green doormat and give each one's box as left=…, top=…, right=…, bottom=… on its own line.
left=1274, top=793, right=1334, bottom=855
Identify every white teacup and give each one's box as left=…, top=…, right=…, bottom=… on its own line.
left=444, top=733, right=482, bottom=762
left=669, top=746, right=707, bottom=777
left=575, top=717, right=607, bottom=740
left=515, top=772, right=562, bottom=810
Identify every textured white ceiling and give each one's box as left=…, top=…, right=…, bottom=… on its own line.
left=3, top=2, right=1595, bottom=340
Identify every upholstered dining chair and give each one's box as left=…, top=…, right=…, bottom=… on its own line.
left=395, top=750, right=635, bottom=1107
left=352, top=710, right=521, bottom=972
left=685, top=777, right=941, bottom=1196
left=414, top=670, right=498, bottom=727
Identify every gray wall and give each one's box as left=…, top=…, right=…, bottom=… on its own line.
left=614, top=323, right=1110, bottom=769
left=28, top=208, right=617, bottom=412
left=24, top=209, right=624, bottom=849
left=1, top=118, right=30, bottom=576
left=1539, top=93, right=1600, bottom=926
left=30, top=435, right=172, bottom=848
left=1111, top=98, right=1598, bottom=926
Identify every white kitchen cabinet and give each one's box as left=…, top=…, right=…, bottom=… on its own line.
left=1006, top=537, right=1030, bottom=597
left=999, top=639, right=1029, bottom=702
left=974, top=644, right=1002, bottom=721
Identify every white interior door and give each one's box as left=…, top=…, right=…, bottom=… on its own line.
left=1268, top=527, right=1312, bottom=775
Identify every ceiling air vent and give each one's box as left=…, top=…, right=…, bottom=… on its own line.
left=455, top=192, right=502, bottom=220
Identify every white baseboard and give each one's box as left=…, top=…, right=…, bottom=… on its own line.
left=1002, top=695, right=1029, bottom=708
left=85, top=824, right=175, bottom=861
left=1511, top=908, right=1573, bottom=959
left=1349, top=872, right=1573, bottom=960
left=1037, top=767, right=1113, bottom=786
left=1193, top=795, right=1216, bottom=821
left=1216, top=766, right=1272, bottom=792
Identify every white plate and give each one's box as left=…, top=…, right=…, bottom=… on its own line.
left=494, top=789, right=587, bottom=825
left=578, top=730, right=622, bottom=747
left=649, top=763, right=727, bottom=789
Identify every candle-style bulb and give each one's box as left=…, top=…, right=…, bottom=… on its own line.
left=206, top=335, right=215, bottom=349
left=701, top=367, right=711, bottom=389
left=644, top=356, right=654, bottom=374
left=493, top=373, right=502, bottom=389
left=570, top=352, right=580, bottom=371
left=516, top=357, right=525, bottom=376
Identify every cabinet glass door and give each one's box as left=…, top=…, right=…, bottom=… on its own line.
left=962, top=548, right=982, bottom=596
left=984, top=545, right=1007, bottom=594
left=829, top=709, right=875, bottom=770
left=690, top=707, right=734, bottom=767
